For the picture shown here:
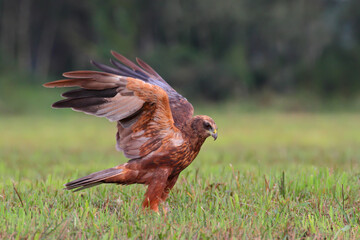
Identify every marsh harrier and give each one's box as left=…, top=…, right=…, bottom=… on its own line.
left=44, top=51, right=218, bottom=212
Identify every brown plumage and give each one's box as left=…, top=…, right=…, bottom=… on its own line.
left=43, top=51, right=218, bottom=212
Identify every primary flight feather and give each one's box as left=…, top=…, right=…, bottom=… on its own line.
left=44, top=51, right=218, bottom=212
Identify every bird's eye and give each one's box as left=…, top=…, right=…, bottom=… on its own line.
left=203, top=122, right=211, bottom=130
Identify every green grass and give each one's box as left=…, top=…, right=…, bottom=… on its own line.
left=1, top=111, right=360, bottom=239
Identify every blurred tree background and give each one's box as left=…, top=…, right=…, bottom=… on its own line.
left=0, top=0, right=360, bottom=105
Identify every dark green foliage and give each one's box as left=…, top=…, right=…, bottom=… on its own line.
left=0, top=0, right=360, bottom=100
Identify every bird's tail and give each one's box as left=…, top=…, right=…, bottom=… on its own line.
left=64, top=164, right=137, bottom=192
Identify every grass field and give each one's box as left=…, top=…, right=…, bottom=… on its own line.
left=1, top=108, right=360, bottom=239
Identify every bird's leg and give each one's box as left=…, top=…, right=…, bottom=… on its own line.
left=160, top=174, right=179, bottom=202
left=160, top=174, right=179, bottom=215
left=142, top=169, right=170, bottom=212
left=142, top=181, right=167, bottom=212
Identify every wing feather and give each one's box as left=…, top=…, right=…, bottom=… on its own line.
left=111, top=51, right=149, bottom=77
left=110, top=58, right=148, bottom=80
left=44, top=69, right=182, bottom=159
left=104, top=51, right=194, bottom=128
left=136, top=57, right=163, bottom=79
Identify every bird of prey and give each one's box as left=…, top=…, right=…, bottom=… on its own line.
left=43, top=51, right=218, bottom=212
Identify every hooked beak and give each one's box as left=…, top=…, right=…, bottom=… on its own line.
left=211, top=129, right=218, bottom=141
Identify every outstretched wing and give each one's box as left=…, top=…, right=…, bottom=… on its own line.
left=91, top=51, right=194, bottom=128
left=44, top=71, right=182, bottom=159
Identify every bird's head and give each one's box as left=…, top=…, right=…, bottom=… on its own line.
left=191, top=115, right=218, bottom=140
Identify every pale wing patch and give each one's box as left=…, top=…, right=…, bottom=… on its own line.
left=75, top=94, right=144, bottom=122
left=171, top=132, right=184, bottom=147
